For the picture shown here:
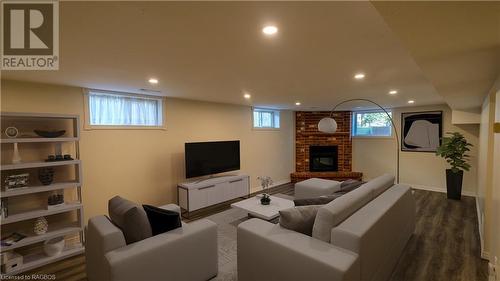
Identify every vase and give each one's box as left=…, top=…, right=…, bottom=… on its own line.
left=38, top=168, right=55, bottom=185
left=12, top=143, right=21, bottom=164
left=446, top=169, right=463, bottom=200
left=34, top=217, right=48, bottom=235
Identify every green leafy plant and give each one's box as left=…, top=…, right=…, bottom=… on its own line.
left=436, top=132, right=473, bottom=173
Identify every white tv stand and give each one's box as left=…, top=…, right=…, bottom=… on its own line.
left=177, top=174, right=250, bottom=218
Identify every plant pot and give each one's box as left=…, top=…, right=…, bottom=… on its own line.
left=260, top=194, right=271, bottom=205
left=446, top=169, right=463, bottom=200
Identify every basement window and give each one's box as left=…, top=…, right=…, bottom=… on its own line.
left=253, top=108, right=280, bottom=129
left=352, top=110, right=392, bottom=137
left=85, top=90, right=164, bottom=128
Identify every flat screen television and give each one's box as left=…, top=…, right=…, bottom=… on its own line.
left=185, top=140, right=240, bottom=178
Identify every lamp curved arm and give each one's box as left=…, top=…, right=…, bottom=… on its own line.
left=328, top=98, right=400, bottom=183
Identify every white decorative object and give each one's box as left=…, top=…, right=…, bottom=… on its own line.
left=43, top=237, right=65, bottom=257
left=34, top=217, right=48, bottom=235
left=318, top=117, right=337, bottom=133
left=5, top=127, right=22, bottom=164
left=5, top=127, right=19, bottom=138
left=12, top=143, right=22, bottom=164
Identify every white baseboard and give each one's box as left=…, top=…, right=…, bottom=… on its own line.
left=404, top=183, right=477, bottom=197
left=252, top=179, right=291, bottom=193
left=476, top=197, right=488, bottom=260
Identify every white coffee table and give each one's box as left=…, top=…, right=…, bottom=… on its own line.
left=231, top=195, right=294, bottom=221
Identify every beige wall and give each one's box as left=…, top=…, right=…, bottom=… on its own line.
left=0, top=80, right=295, bottom=221
left=353, top=104, right=479, bottom=195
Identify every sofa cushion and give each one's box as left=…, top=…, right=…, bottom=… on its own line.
left=339, top=179, right=365, bottom=193
left=143, top=204, right=182, bottom=235
left=312, top=186, right=373, bottom=243
left=364, top=174, right=395, bottom=198
left=294, top=194, right=342, bottom=206
left=279, top=205, right=322, bottom=236
left=108, top=196, right=152, bottom=244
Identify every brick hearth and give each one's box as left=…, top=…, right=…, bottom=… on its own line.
left=291, top=172, right=363, bottom=183
left=291, top=111, right=363, bottom=183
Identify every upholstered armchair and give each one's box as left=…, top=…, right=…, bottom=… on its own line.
left=86, top=204, right=218, bottom=281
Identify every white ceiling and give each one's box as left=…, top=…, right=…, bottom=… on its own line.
left=2, top=1, right=496, bottom=111
left=373, top=1, right=500, bottom=110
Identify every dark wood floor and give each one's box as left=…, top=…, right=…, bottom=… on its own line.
left=389, top=189, right=488, bottom=281
left=17, top=184, right=487, bottom=281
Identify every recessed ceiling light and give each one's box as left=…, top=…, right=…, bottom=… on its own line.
left=148, top=78, right=159, bottom=84
left=354, top=73, right=365, bottom=80
left=262, top=26, right=278, bottom=35
left=389, top=90, right=398, bottom=95
left=408, top=100, right=415, bottom=104
left=295, top=102, right=301, bottom=106
left=243, top=93, right=251, bottom=99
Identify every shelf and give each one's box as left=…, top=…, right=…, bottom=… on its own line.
left=1, top=203, right=83, bottom=225
left=1, top=225, right=82, bottom=252
left=1, top=181, right=81, bottom=198
left=0, top=137, right=78, bottom=144
left=1, top=160, right=80, bottom=171
left=0, top=111, right=84, bottom=275
left=2, top=245, right=84, bottom=275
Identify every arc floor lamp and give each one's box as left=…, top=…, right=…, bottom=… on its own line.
left=317, top=98, right=400, bottom=184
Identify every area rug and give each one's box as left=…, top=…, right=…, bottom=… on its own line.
left=207, top=193, right=293, bottom=281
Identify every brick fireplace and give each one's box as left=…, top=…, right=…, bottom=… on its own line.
left=291, top=111, right=363, bottom=183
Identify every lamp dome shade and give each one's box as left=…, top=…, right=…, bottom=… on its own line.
left=318, top=117, right=338, bottom=133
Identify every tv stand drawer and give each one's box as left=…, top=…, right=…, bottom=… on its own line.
left=178, top=175, right=249, bottom=212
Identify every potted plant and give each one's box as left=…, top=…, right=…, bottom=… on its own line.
left=435, top=132, right=473, bottom=200
left=257, top=176, right=273, bottom=205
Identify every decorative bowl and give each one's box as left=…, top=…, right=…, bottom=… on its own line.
left=43, top=237, right=65, bottom=257
left=34, top=130, right=66, bottom=138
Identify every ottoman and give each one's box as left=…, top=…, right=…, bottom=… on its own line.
left=294, top=178, right=342, bottom=199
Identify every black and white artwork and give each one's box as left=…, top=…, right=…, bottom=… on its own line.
left=401, top=111, right=443, bottom=152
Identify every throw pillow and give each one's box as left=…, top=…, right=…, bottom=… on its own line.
left=293, top=194, right=342, bottom=206
left=143, top=204, right=182, bottom=235
left=279, top=205, right=322, bottom=236
left=108, top=196, right=152, bottom=244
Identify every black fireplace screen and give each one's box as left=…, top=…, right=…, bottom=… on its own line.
left=309, top=146, right=338, bottom=172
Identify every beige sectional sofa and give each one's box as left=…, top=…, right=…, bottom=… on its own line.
left=237, top=174, right=415, bottom=281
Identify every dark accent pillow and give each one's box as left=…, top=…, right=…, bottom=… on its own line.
left=338, top=179, right=365, bottom=193
left=279, top=205, right=322, bottom=236
left=108, top=196, right=152, bottom=244
left=294, top=194, right=342, bottom=206
left=143, top=205, right=182, bottom=235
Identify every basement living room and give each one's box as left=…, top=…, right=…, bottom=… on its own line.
left=1, top=1, right=499, bottom=281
